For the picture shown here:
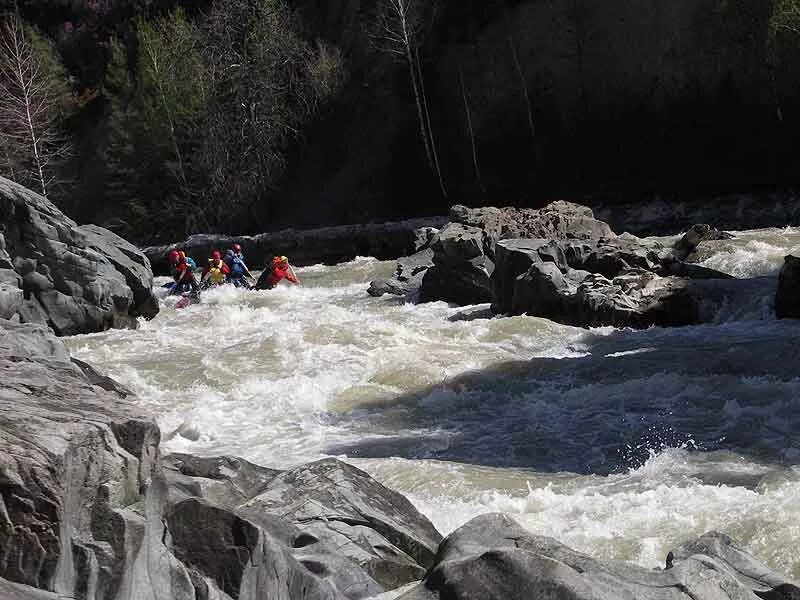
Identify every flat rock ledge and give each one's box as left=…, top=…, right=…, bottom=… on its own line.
left=0, top=176, right=158, bottom=335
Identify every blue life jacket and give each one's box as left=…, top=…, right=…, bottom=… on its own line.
left=230, top=256, right=246, bottom=277
left=186, top=257, right=197, bottom=270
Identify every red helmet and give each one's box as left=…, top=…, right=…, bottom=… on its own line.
left=168, top=250, right=180, bottom=264
left=233, top=243, right=242, bottom=252
left=212, top=250, right=221, bottom=260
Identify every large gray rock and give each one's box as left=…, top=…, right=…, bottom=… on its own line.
left=398, top=513, right=798, bottom=600
left=0, top=319, right=189, bottom=600
left=492, top=236, right=734, bottom=328
left=412, top=202, right=615, bottom=305
left=0, top=177, right=158, bottom=335
left=163, top=455, right=443, bottom=593
left=419, top=223, right=494, bottom=305
left=775, top=255, right=800, bottom=319
left=368, top=248, right=434, bottom=299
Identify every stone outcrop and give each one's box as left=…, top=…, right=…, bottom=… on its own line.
left=491, top=235, right=734, bottom=328
left=368, top=249, right=434, bottom=299
left=369, top=202, right=615, bottom=304
left=592, top=192, right=800, bottom=237
left=0, top=177, right=158, bottom=335
left=372, top=202, right=736, bottom=328
left=775, top=255, right=800, bottom=319
left=144, top=217, right=447, bottom=275
left=0, top=319, right=173, bottom=599
left=164, top=454, right=442, bottom=595
left=0, top=319, right=441, bottom=600
left=397, top=513, right=799, bottom=600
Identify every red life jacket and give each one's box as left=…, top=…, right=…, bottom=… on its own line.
left=264, top=264, right=297, bottom=288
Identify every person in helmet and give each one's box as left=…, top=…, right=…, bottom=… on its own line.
left=255, top=255, right=299, bottom=290
left=224, top=243, right=252, bottom=287
left=168, top=249, right=199, bottom=294
left=201, top=250, right=230, bottom=287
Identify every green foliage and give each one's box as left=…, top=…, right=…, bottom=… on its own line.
left=99, top=0, right=346, bottom=242
left=771, top=0, right=800, bottom=36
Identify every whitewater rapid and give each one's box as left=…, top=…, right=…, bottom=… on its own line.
left=66, top=227, right=800, bottom=579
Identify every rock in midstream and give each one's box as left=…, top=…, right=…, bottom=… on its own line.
left=397, top=513, right=799, bottom=600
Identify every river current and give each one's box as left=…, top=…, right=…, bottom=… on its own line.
left=66, top=227, right=800, bottom=579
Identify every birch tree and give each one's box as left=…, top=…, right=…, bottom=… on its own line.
left=0, top=14, right=70, bottom=197
left=373, top=0, right=447, bottom=198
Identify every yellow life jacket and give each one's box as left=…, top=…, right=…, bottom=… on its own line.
left=207, top=259, right=226, bottom=284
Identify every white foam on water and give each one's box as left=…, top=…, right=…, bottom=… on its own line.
left=361, top=450, right=800, bottom=577
left=65, top=236, right=800, bottom=580
left=694, top=227, right=800, bottom=278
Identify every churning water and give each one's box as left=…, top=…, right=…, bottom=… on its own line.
left=66, top=228, right=800, bottom=579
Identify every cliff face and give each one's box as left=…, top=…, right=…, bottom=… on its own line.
left=274, top=0, right=784, bottom=228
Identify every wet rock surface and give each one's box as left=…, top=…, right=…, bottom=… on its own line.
left=409, top=202, right=615, bottom=305
left=0, top=177, right=158, bottom=335
left=491, top=235, right=734, bottom=328
left=775, top=255, right=800, bottom=319
left=375, top=201, right=737, bottom=328
left=397, top=514, right=799, bottom=600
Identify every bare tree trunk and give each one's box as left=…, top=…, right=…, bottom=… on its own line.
left=401, top=20, right=434, bottom=170
left=414, top=45, right=447, bottom=198
left=502, top=1, right=535, bottom=147
left=508, top=34, right=535, bottom=143
left=141, top=40, right=189, bottom=192
left=1, top=18, right=46, bottom=195
left=458, top=64, right=484, bottom=195
left=0, top=15, right=69, bottom=198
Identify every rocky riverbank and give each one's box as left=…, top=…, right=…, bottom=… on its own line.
left=368, top=202, right=798, bottom=328
left=2, top=178, right=800, bottom=598
left=2, top=319, right=799, bottom=600
left=590, top=191, right=800, bottom=236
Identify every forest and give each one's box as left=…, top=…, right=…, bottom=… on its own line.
left=2, top=0, right=800, bottom=243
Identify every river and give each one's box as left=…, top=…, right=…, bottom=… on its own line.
left=66, top=227, right=800, bottom=580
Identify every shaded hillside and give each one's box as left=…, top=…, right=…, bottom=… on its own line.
left=4, top=0, right=799, bottom=241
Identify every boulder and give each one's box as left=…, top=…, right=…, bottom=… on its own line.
left=775, top=255, right=800, bottom=319
left=412, top=202, right=615, bottom=306
left=368, top=248, right=434, bottom=299
left=0, top=319, right=188, bottom=600
left=419, top=224, right=494, bottom=305
left=674, top=224, right=733, bottom=260
left=492, top=236, right=734, bottom=328
left=398, top=513, right=798, bottom=600
left=450, top=201, right=615, bottom=240
left=0, top=177, right=158, bottom=335
left=164, top=455, right=442, bottom=593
